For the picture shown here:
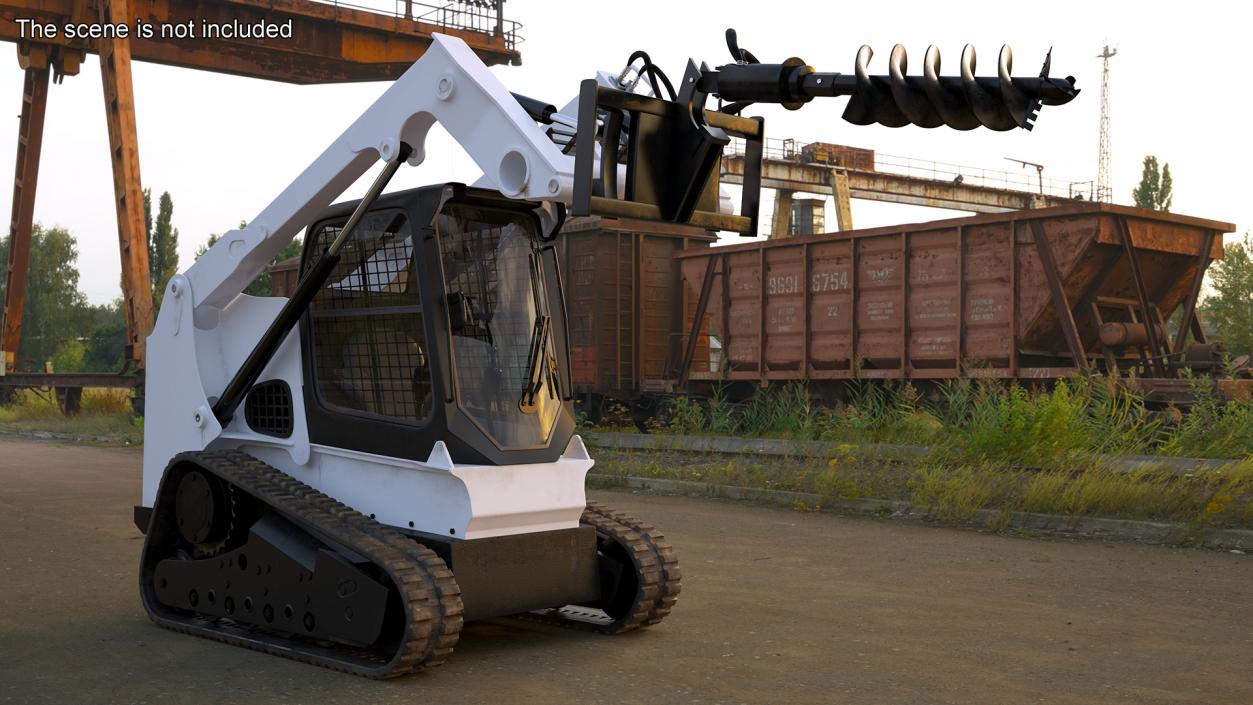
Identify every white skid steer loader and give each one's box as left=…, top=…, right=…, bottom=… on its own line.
left=133, top=29, right=1077, bottom=677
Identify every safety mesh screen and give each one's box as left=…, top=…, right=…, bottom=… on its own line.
left=307, top=210, right=433, bottom=421
left=244, top=380, right=293, bottom=438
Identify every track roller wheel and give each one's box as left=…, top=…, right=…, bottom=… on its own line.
left=519, top=500, right=681, bottom=633
left=139, top=450, right=462, bottom=678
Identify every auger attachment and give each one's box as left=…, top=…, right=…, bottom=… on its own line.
left=843, top=44, right=1079, bottom=131
left=570, top=29, right=1081, bottom=238
left=704, top=30, right=1079, bottom=132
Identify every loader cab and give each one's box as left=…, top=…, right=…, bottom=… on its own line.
left=296, top=184, right=575, bottom=466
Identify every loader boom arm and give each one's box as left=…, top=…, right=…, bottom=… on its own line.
left=184, top=34, right=575, bottom=312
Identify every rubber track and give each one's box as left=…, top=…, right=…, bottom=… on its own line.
left=514, top=500, right=681, bottom=633
left=140, top=450, right=463, bottom=679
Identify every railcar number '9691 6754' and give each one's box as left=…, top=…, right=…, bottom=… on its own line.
left=765, top=270, right=852, bottom=295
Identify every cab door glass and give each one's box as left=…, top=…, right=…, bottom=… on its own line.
left=437, top=204, right=560, bottom=449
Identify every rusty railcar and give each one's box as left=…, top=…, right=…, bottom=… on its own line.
left=557, top=216, right=715, bottom=418
left=270, top=217, right=715, bottom=422
left=673, top=203, right=1240, bottom=400
left=272, top=203, right=1245, bottom=413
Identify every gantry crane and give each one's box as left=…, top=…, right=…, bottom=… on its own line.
left=0, top=0, right=520, bottom=411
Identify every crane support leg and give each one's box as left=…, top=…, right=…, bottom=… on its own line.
left=98, top=0, right=154, bottom=372
left=1, top=64, right=50, bottom=372
left=831, top=167, right=853, bottom=232
left=770, top=189, right=794, bottom=239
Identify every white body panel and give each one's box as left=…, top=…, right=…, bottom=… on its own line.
left=143, top=34, right=597, bottom=539
left=243, top=437, right=592, bottom=540
left=143, top=269, right=595, bottom=538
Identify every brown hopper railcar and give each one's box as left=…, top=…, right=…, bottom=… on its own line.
left=670, top=203, right=1245, bottom=404
left=274, top=203, right=1247, bottom=420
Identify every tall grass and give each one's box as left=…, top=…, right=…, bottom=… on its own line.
left=0, top=388, right=141, bottom=443
left=592, top=449, right=1253, bottom=529
left=903, top=459, right=1253, bottom=527
left=659, top=377, right=1253, bottom=460
left=668, top=382, right=819, bottom=439
left=1158, top=383, right=1253, bottom=459
left=820, top=381, right=944, bottom=446
left=0, top=387, right=133, bottom=418
left=952, top=381, right=1098, bottom=465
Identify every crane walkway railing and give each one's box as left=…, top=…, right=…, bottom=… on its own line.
left=307, top=0, right=523, bottom=49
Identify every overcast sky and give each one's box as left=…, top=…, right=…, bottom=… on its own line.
left=2, top=0, right=1250, bottom=304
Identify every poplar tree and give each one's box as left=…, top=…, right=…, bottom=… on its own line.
left=1132, top=155, right=1173, bottom=212
left=148, top=191, right=180, bottom=309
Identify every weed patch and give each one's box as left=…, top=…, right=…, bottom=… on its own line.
left=0, top=388, right=141, bottom=444
left=590, top=450, right=1253, bottom=530
left=631, top=377, right=1253, bottom=461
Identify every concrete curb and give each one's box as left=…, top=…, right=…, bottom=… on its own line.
left=0, top=427, right=136, bottom=445
left=589, top=473, right=1253, bottom=552
left=583, top=431, right=1241, bottom=474
left=585, top=431, right=926, bottom=460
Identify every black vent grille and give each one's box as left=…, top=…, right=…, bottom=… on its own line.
left=245, top=380, right=294, bottom=438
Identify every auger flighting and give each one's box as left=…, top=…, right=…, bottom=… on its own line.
left=844, top=43, right=1079, bottom=130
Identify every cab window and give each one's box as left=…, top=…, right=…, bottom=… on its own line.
left=306, top=210, right=433, bottom=421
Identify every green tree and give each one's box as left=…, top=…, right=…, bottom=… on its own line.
left=1132, top=155, right=1173, bottom=211
left=1200, top=233, right=1253, bottom=358
left=195, top=226, right=301, bottom=297
left=148, top=191, right=180, bottom=310
left=194, top=232, right=219, bottom=260
left=51, top=338, right=86, bottom=373
left=0, top=224, right=90, bottom=368
left=142, top=187, right=153, bottom=244
left=81, top=299, right=128, bottom=372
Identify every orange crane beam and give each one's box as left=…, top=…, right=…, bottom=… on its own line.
left=0, top=0, right=521, bottom=82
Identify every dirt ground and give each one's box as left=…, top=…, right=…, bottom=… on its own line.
left=0, top=437, right=1250, bottom=705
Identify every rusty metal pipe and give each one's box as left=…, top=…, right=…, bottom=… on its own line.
left=1098, top=322, right=1164, bottom=349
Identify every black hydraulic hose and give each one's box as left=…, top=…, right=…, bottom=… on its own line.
left=626, top=50, right=676, bottom=101
left=647, top=65, right=677, bottom=102
left=211, top=143, right=413, bottom=426
left=725, top=28, right=760, bottom=64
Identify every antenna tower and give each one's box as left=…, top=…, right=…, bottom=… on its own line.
left=1096, top=44, right=1117, bottom=202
